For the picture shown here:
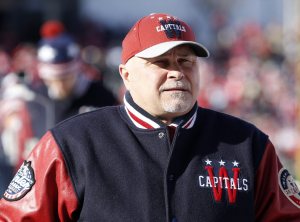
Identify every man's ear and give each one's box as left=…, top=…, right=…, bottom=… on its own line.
left=119, top=64, right=131, bottom=89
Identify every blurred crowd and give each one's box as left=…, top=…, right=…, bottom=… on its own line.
left=198, top=22, right=300, bottom=180
left=0, top=18, right=300, bottom=194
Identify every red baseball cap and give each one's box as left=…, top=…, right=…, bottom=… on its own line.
left=121, top=13, right=209, bottom=64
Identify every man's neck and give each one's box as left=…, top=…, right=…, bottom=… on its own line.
left=123, top=91, right=198, bottom=129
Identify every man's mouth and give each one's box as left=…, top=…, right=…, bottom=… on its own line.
left=163, top=88, right=187, bottom=92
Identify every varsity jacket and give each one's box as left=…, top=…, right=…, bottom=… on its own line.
left=28, top=76, right=118, bottom=139
left=0, top=92, right=300, bottom=222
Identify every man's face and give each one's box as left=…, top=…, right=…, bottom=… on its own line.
left=43, top=73, right=77, bottom=100
left=119, top=45, right=201, bottom=123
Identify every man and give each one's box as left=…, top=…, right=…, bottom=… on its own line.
left=18, top=20, right=118, bottom=147
left=33, top=20, right=118, bottom=131
left=0, top=13, right=299, bottom=221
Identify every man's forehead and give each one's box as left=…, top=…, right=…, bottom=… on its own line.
left=156, top=45, right=196, bottom=57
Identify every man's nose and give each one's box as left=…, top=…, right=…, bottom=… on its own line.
left=168, top=70, right=184, bottom=80
left=167, top=61, right=184, bottom=80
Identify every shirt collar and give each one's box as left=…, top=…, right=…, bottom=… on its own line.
left=123, top=91, right=198, bottom=129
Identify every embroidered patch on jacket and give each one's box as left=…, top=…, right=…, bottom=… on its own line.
left=198, top=158, right=249, bottom=204
left=3, top=160, right=36, bottom=201
left=278, top=168, right=300, bottom=208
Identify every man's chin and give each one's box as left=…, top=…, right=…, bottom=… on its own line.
left=162, top=100, right=193, bottom=114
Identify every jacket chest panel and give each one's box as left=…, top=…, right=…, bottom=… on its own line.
left=79, top=131, right=255, bottom=221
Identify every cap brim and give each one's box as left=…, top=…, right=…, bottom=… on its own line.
left=135, top=41, right=209, bottom=59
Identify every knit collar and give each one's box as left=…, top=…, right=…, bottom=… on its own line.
left=123, top=91, right=197, bottom=129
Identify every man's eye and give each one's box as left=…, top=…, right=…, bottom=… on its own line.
left=178, top=55, right=196, bottom=62
left=179, top=58, right=191, bottom=63
left=153, top=60, right=169, bottom=67
left=178, top=58, right=193, bottom=66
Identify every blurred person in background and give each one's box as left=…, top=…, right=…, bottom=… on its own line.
left=0, top=72, right=35, bottom=196
left=24, top=19, right=118, bottom=149
left=34, top=20, right=118, bottom=125
left=0, top=20, right=118, bottom=194
left=0, top=49, right=11, bottom=195
left=0, top=43, right=41, bottom=173
left=9, top=43, right=40, bottom=88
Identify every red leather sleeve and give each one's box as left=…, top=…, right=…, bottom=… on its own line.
left=255, top=141, right=300, bottom=221
left=0, top=131, right=79, bottom=222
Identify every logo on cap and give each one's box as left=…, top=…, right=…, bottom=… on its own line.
left=121, top=13, right=209, bottom=64
left=156, top=17, right=186, bottom=39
